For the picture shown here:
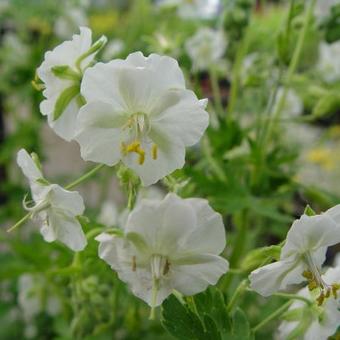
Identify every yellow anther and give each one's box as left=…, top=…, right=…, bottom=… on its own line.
left=152, top=144, right=158, bottom=160
left=325, top=288, right=331, bottom=298
left=332, top=283, right=340, bottom=299
left=316, top=291, right=325, bottom=306
left=121, top=141, right=146, bottom=165
left=132, top=256, right=137, bottom=272
left=308, top=280, right=318, bottom=291
left=163, top=259, right=170, bottom=275
left=302, top=270, right=314, bottom=280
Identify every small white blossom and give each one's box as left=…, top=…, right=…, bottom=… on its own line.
left=18, top=274, right=61, bottom=322
left=17, top=149, right=87, bottom=251
left=185, top=28, right=227, bottom=71
left=277, top=265, right=340, bottom=340
left=249, top=207, right=340, bottom=299
left=317, top=41, right=340, bottom=83
left=96, top=193, right=228, bottom=307
left=273, top=88, right=303, bottom=117
left=75, top=52, right=209, bottom=186
left=158, top=0, right=221, bottom=20
left=37, top=27, right=106, bottom=141
left=102, top=39, right=124, bottom=61
left=54, top=8, right=88, bottom=39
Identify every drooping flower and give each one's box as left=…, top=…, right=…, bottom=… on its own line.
left=277, top=264, right=340, bottom=340
left=37, top=26, right=107, bottom=141
left=75, top=52, right=209, bottom=186
left=17, top=149, right=87, bottom=251
left=96, top=193, right=228, bottom=307
left=249, top=207, right=340, bottom=302
left=185, top=28, right=227, bottom=71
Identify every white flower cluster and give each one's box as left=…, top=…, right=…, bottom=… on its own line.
left=15, top=27, right=227, bottom=308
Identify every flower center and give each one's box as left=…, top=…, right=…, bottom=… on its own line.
left=303, top=252, right=340, bottom=306
left=120, top=113, right=158, bottom=165
left=150, top=254, right=171, bottom=280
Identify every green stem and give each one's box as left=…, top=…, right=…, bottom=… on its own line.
left=252, top=300, right=293, bottom=333
left=227, top=10, right=252, bottom=121
left=210, top=68, right=223, bottom=116
left=7, top=212, right=31, bottom=232
left=65, top=164, right=105, bottom=190
left=262, top=0, right=316, bottom=146
left=226, top=279, right=248, bottom=312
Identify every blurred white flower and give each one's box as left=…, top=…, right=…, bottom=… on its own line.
left=37, top=26, right=107, bottom=141
left=273, top=87, right=303, bottom=117
left=317, top=41, right=340, bottom=83
left=18, top=274, right=61, bottom=322
left=315, top=0, right=337, bottom=18
left=277, top=264, right=340, bottom=340
left=54, top=8, right=88, bottom=39
left=158, top=0, right=221, bottom=20
left=102, top=39, right=124, bottom=61
left=96, top=193, right=228, bottom=307
left=250, top=208, right=340, bottom=300
left=185, top=28, right=227, bottom=71
left=17, top=149, right=87, bottom=251
left=98, top=201, right=119, bottom=227
left=75, top=52, right=209, bottom=186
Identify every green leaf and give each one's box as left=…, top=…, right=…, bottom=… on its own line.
left=232, top=308, right=251, bottom=339
left=161, top=295, right=205, bottom=339
left=53, top=85, right=80, bottom=121
left=203, top=315, right=221, bottom=340
left=303, top=204, right=316, bottom=216
left=312, top=92, right=340, bottom=119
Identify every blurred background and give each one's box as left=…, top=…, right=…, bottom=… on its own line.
left=0, top=0, right=340, bottom=339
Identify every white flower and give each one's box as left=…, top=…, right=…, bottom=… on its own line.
left=185, top=28, right=227, bottom=71
left=158, top=0, right=221, bottom=20
left=18, top=274, right=61, bottom=322
left=277, top=265, right=340, bottom=340
left=95, top=193, right=228, bottom=307
left=249, top=207, right=340, bottom=299
left=75, top=52, right=209, bottom=186
left=98, top=201, right=119, bottom=227
left=273, top=88, right=303, bottom=117
left=315, top=0, right=337, bottom=18
left=54, top=8, right=88, bottom=39
left=102, top=39, right=124, bottom=61
left=17, top=149, right=87, bottom=251
left=317, top=41, right=340, bottom=83
left=37, top=26, right=106, bottom=141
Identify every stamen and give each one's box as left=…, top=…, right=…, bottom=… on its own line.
left=132, top=256, right=137, bottom=272
left=152, top=144, right=158, bottom=160
left=121, top=140, right=146, bottom=165
left=163, top=259, right=170, bottom=275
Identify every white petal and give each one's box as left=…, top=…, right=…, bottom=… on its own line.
left=249, top=258, right=305, bottom=297
left=75, top=101, right=127, bottom=165
left=125, top=193, right=197, bottom=254
left=325, top=204, right=340, bottom=225
left=17, top=149, right=48, bottom=202
left=47, top=209, right=87, bottom=251
left=281, top=214, right=340, bottom=258
left=43, top=97, right=80, bottom=141
left=80, top=61, right=127, bottom=108
left=17, top=149, right=43, bottom=182
left=150, top=89, right=209, bottom=146
left=47, top=184, right=85, bottom=216
left=171, top=254, right=229, bottom=296
left=178, top=198, right=226, bottom=255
